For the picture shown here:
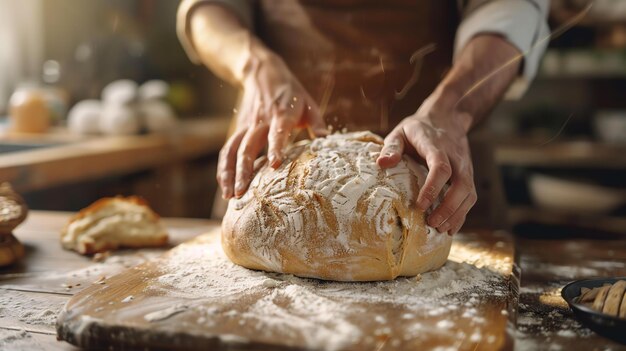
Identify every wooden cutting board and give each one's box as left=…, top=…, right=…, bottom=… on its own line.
left=57, top=229, right=518, bottom=350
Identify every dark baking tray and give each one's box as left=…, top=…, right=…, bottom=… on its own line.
left=561, top=277, right=626, bottom=344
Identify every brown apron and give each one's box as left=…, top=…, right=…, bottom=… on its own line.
left=256, top=0, right=458, bottom=134
left=218, top=0, right=507, bottom=229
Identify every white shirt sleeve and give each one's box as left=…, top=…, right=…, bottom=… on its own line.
left=455, top=0, right=551, bottom=99
left=177, top=0, right=254, bottom=65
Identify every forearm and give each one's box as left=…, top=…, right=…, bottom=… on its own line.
left=188, top=5, right=271, bottom=86
left=434, top=34, right=522, bottom=132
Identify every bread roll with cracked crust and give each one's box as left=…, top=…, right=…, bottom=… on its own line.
left=61, top=197, right=168, bottom=255
left=222, top=131, right=452, bottom=281
left=0, top=182, right=28, bottom=236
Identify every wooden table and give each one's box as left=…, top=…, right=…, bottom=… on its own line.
left=0, top=211, right=219, bottom=350
left=514, top=235, right=626, bottom=350
left=1, top=211, right=625, bottom=350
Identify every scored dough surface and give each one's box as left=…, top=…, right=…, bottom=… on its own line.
left=222, top=131, right=452, bottom=281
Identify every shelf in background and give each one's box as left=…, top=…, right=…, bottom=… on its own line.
left=538, top=49, right=626, bottom=80
left=0, top=116, right=230, bottom=193
left=508, top=206, right=626, bottom=236
left=495, top=140, right=626, bottom=168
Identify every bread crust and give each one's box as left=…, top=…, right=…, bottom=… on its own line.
left=222, top=132, right=452, bottom=281
left=0, top=233, right=25, bottom=267
left=66, top=196, right=158, bottom=223
left=61, top=196, right=168, bottom=255
left=0, top=183, right=28, bottom=236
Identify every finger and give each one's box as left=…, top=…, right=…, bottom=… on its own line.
left=428, top=174, right=474, bottom=228
left=265, top=85, right=300, bottom=167
left=416, top=149, right=452, bottom=212
left=430, top=147, right=474, bottom=227
left=428, top=149, right=475, bottom=227
left=437, top=191, right=477, bottom=235
left=267, top=116, right=296, bottom=168
left=377, top=129, right=405, bottom=168
left=235, top=122, right=270, bottom=197
left=219, top=87, right=258, bottom=199
left=217, top=129, right=246, bottom=199
left=304, top=97, right=328, bottom=136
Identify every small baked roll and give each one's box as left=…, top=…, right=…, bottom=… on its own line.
left=222, top=132, right=452, bottom=281
left=61, top=197, right=168, bottom=255
left=0, top=183, right=28, bottom=236
left=0, top=234, right=25, bottom=267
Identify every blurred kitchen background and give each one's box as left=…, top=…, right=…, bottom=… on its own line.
left=0, top=0, right=624, bottom=236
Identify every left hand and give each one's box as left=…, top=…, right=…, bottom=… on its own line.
left=376, top=92, right=476, bottom=235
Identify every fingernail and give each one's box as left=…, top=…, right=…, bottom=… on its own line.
left=269, top=153, right=281, bottom=168
left=429, top=214, right=443, bottom=227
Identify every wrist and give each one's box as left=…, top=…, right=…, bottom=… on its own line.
left=239, top=38, right=279, bottom=84
left=427, top=85, right=474, bottom=134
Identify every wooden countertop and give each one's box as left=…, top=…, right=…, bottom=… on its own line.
left=1, top=211, right=625, bottom=350
left=0, top=117, right=231, bottom=193
left=0, top=211, right=219, bottom=350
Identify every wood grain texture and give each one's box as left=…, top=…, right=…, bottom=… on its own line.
left=5, top=211, right=625, bottom=350
left=1, top=211, right=218, bottom=351
left=57, top=229, right=519, bottom=351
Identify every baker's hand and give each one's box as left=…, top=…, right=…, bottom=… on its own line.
left=217, top=52, right=326, bottom=199
left=376, top=93, right=476, bottom=235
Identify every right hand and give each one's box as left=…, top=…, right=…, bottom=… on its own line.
left=217, top=52, right=327, bottom=199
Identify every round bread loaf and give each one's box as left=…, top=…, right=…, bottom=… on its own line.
left=222, top=131, right=452, bottom=281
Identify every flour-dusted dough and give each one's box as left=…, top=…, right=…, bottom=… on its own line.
left=222, top=131, right=452, bottom=281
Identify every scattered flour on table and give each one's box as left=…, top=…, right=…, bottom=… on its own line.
left=0, top=329, right=30, bottom=344
left=0, top=291, right=63, bottom=327
left=0, top=329, right=36, bottom=351
left=521, top=261, right=600, bottom=280
left=152, top=237, right=509, bottom=350
left=588, top=260, right=626, bottom=269
left=144, top=304, right=188, bottom=322
left=556, top=329, right=576, bottom=338
left=0, top=292, right=61, bottom=349
left=516, top=282, right=595, bottom=351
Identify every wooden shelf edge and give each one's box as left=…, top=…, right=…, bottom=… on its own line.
left=508, top=206, right=626, bottom=234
